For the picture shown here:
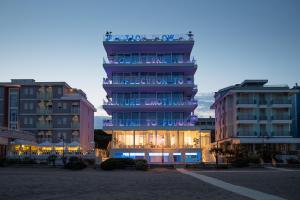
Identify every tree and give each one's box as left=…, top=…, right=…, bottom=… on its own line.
left=209, top=147, right=223, bottom=167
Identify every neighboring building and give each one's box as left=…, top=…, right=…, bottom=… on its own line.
left=0, top=79, right=96, bottom=157
left=291, top=84, right=300, bottom=139
left=211, top=80, right=300, bottom=156
left=196, top=117, right=215, bottom=143
left=102, top=32, right=204, bottom=163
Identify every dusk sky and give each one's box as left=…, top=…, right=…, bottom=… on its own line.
left=1, top=0, right=299, bottom=116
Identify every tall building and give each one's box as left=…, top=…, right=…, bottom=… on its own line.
left=0, top=79, right=96, bottom=156
left=102, top=32, right=204, bottom=163
left=211, top=80, right=300, bottom=156
left=291, top=84, right=300, bottom=144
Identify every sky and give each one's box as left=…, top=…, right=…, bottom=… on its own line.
left=0, top=0, right=299, bottom=116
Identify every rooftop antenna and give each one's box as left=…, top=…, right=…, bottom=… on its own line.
left=187, top=31, right=194, bottom=39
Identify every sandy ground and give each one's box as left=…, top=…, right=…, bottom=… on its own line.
left=0, top=167, right=249, bottom=200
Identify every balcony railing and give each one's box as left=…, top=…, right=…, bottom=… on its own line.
left=103, top=98, right=198, bottom=107
left=237, top=131, right=257, bottom=136
left=271, top=115, right=290, bottom=120
left=37, top=92, right=53, bottom=100
left=103, top=57, right=196, bottom=65
left=259, top=115, right=268, bottom=120
left=237, top=114, right=257, bottom=120
left=71, top=123, right=80, bottom=129
left=37, top=109, right=52, bottom=115
left=103, top=119, right=196, bottom=127
left=272, top=131, right=290, bottom=136
left=71, top=107, right=80, bottom=114
left=236, top=99, right=257, bottom=104
left=36, top=123, right=53, bottom=129
left=271, top=99, right=291, bottom=104
left=103, top=77, right=194, bottom=85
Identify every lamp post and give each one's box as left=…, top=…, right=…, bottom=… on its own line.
left=161, top=137, right=165, bottom=164
left=61, top=135, right=66, bottom=166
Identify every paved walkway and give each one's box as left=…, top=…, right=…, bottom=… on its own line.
left=177, top=168, right=286, bottom=200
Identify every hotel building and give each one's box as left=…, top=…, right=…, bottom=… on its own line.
left=0, top=79, right=96, bottom=157
left=211, top=80, right=300, bottom=156
left=102, top=32, right=205, bottom=163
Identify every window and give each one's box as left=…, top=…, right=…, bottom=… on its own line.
left=57, top=87, right=62, bottom=95
left=24, top=103, right=28, bottom=110
left=63, top=103, right=67, bottom=109
left=29, top=88, right=34, bottom=95
left=29, top=118, right=33, bottom=125
left=29, top=103, right=34, bottom=110
left=62, top=118, right=67, bottom=124
left=24, top=117, right=28, bottom=125
left=24, top=88, right=28, bottom=95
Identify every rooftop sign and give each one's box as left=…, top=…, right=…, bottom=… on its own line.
left=104, top=33, right=193, bottom=42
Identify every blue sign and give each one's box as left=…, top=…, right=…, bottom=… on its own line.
left=105, top=34, right=178, bottom=42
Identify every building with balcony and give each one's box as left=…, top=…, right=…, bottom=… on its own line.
left=0, top=79, right=96, bottom=157
left=211, top=80, right=300, bottom=157
left=102, top=32, right=204, bottom=163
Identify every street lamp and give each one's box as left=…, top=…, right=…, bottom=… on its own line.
left=161, top=137, right=165, bottom=163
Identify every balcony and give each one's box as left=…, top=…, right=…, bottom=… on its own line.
left=272, top=131, right=290, bottom=136
left=236, top=99, right=257, bottom=105
left=236, top=114, right=257, bottom=120
left=103, top=57, right=196, bottom=65
left=270, top=99, right=292, bottom=107
left=103, top=98, right=197, bottom=107
left=36, top=123, right=52, bottom=129
left=103, top=77, right=194, bottom=85
left=37, top=108, right=52, bottom=115
left=71, top=123, right=80, bottom=129
left=103, top=118, right=196, bottom=128
left=271, top=115, right=290, bottom=120
left=37, top=92, right=53, bottom=100
left=237, top=131, right=257, bottom=137
left=71, top=107, right=80, bottom=114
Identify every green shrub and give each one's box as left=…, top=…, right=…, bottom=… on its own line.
left=21, top=157, right=36, bottom=164
left=65, top=156, right=87, bottom=170
left=287, top=158, right=300, bottom=164
left=100, top=158, right=135, bottom=170
left=135, top=159, right=148, bottom=171
left=47, top=155, right=57, bottom=166
left=248, top=154, right=261, bottom=164
left=0, top=157, right=6, bottom=167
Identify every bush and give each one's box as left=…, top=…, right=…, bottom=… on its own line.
left=135, top=159, right=148, bottom=171
left=22, top=157, right=36, bottom=164
left=0, top=157, right=6, bottom=167
left=248, top=154, right=261, bottom=164
left=65, top=156, right=87, bottom=170
left=47, top=155, right=57, bottom=166
left=100, top=158, right=135, bottom=170
left=287, top=158, right=300, bottom=165
left=232, top=158, right=249, bottom=168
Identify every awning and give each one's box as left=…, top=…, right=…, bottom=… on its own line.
left=38, top=141, right=53, bottom=147
left=68, top=141, right=80, bottom=147
left=12, top=139, right=37, bottom=146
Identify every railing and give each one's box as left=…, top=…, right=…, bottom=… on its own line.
left=271, top=99, right=291, bottom=104
left=271, top=115, right=290, bottom=120
left=103, top=119, right=196, bottom=127
left=237, top=114, right=256, bottom=120
left=103, top=77, right=194, bottom=85
left=36, top=123, right=52, bottom=129
left=103, top=98, right=198, bottom=106
left=236, top=99, right=257, bottom=104
left=272, top=131, right=290, bottom=136
left=71, top=123, right=80, bottom=129
left=237, top=131, right=257, bottom=136
left=37, top=109, right=52, bottom=115
left=103, top=57, right=196, bottom=65
left=71, top=107, right=80, bottom=114
left=37, top=92, right=53, bottom=100
left=104, top=33, right=193, bottom=42
left=259, top=115, right=268, bottom=120
left=259, top=100, right=268, bottom=105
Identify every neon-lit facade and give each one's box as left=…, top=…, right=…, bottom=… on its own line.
left=102, top=32, right=203, bottom=163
